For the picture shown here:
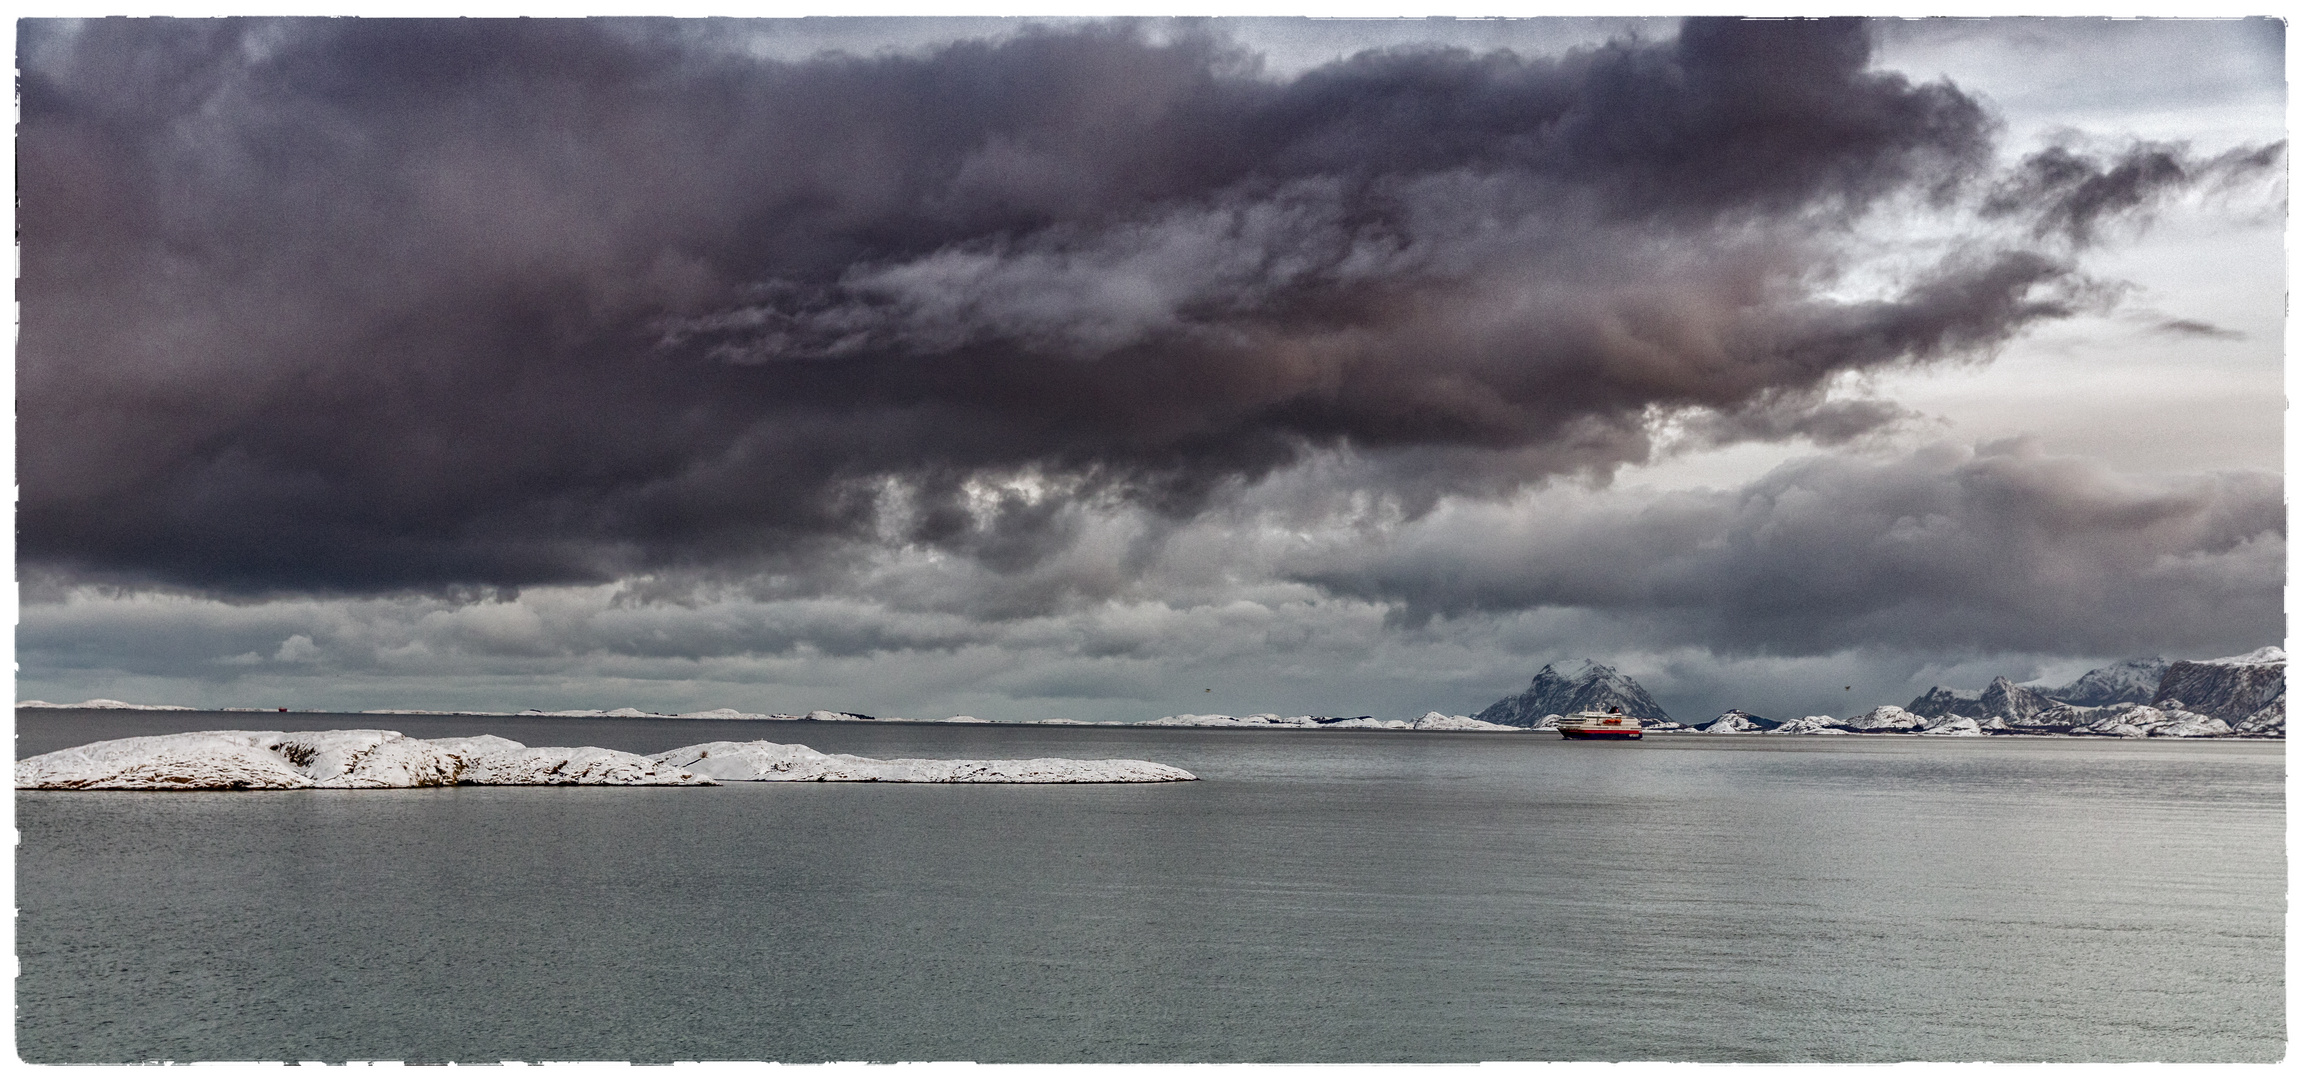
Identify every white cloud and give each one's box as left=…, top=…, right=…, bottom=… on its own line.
left=272, top=634, right=323, bottom=663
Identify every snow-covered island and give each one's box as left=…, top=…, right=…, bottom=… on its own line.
left=15, top=729, right=704, bottom=789
left=1140, top=711, right=1513, bottom=731
left=15, top=698, right=197, bottom=711
left=15, top=730, right=1198, bottom=790
left=654, top=741, right=1195, bottom=783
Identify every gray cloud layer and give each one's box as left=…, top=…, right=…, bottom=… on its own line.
left=1295, top=440, right=2283, bottom=657
left=19, top=439, right=2279, bottom=721
left=24, top=16, right=2270, bottom=597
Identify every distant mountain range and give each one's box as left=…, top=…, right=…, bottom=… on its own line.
left=1907, top=658, right=2175, bottom=718
left=1475, top=648, right=2283, bottom=739
left=1906, top=677, right=2062, bottom=721
left=1906, top=648, right=2283, bottom=727
left=1815, top=649, right=2284, bottom=738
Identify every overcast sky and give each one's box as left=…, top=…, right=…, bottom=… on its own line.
left=12, top=16, right=2287, bottom=723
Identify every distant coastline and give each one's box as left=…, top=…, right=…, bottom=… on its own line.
left=14, top=699, right=2281, bottom=739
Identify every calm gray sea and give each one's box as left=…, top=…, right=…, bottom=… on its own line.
left=14, top=710, right=2286, bottom=1063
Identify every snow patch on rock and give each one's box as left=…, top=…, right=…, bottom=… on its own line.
left=1917, top=716, right=1985, bottom=737
left=459, top=745, right=714, bottom=785
left=17, top=732, right=314, bottom=789
left=2066, top=704, right=2232, bottom=738
left=2234, top=690, right=2286, bottom=736
left=1402, top=711, right=1513, bottom=730
left=1840, top=705, right=1931, bottom=733
left=2208, top=646, right=2286, bottom=666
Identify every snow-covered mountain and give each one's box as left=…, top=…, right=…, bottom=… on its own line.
left=1474, top=659, right=1673, bottom=727
left=1904, top=686, right=1982, bottom=719
left=2153, top=648, right=2285, bottom=723
left=1699, top=709, right=1777, bottom=733
left=1972, top=701, right=2236, bottom=738
left=652, top=741, right=1195, bottom=782
left=1770, top=715, right=1854, bottom=735
left=1839, top=705, right=1932, bottom=733
left=1711, top=649, right=2283, bottom=739
left=1908, top=653, right=2246, bottom=723
left=1713, top=702, right=2241, bottom=739
left=2034, top=658, right=2171, bottom=707
left=1909, top=677, right=2057, bottom=720
left=1907, top=686, right=1981, bottom=718
left=1978, top=677, right=2059, bottom=720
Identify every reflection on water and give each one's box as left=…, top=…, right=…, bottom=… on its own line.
left=15, top=711, right=2285, bottom=1062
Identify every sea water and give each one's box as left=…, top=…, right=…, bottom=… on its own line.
left=13, top=710, right=2285, bottom=1062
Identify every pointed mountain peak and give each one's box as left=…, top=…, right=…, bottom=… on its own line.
left=1534, top=658, right=1610, bottom=683
left=1979, top=677, right=2057, bottom=719
left=1480, top=659, right=1670, bottom=727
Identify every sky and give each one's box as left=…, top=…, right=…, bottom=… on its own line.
left=11, top=15, right=2288, bottom=724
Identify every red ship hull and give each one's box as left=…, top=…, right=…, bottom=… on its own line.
left=1558, top=727, right=1642, bottom=740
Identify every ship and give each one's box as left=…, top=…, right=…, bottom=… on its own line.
left=1554, top=707, right=1644, bottom=740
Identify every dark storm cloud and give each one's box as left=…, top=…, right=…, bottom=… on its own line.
left=2151, top=318, right=2247, bottom=340
left=1983, top=140, right=2287, bottom=245
left=1295, top=442, right=2284, bottom=659
left=1665, top=391, right=1920, bottom=450
left=13, top=17, right=2262, bottom=595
